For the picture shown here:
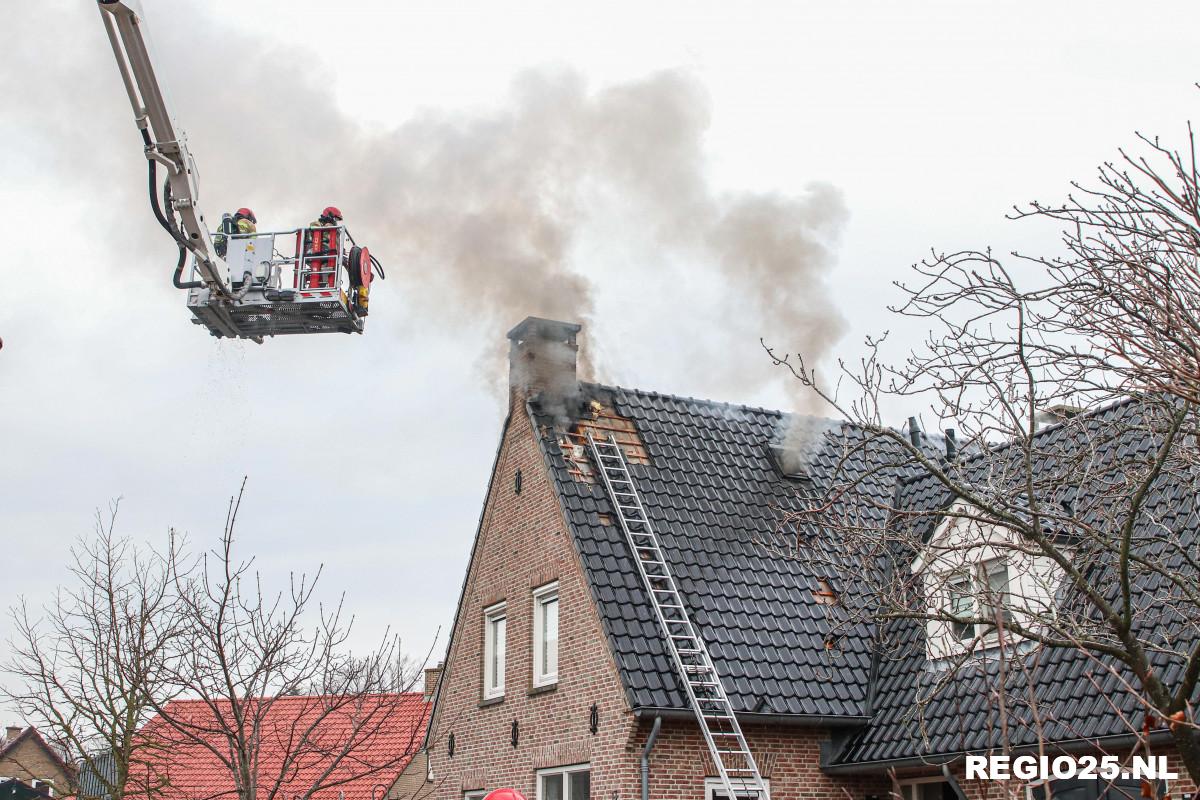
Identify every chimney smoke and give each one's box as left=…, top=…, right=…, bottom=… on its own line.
left=507, top=316, right=582, bottom=415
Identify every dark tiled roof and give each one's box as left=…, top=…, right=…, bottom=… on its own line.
left=531, top=384, right=919, bottom=719
left=531, top=384, right=1198, bottom=767
left=835, top=398, right=1200, bottom=765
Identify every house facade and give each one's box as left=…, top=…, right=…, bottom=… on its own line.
left=405, top=317, right=1199, bottom=800
left=0, top=726, right=72, bottom=798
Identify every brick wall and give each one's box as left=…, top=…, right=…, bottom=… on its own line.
left=637, top=719, right=889, bottom=800
left=418, top=399, right=643, bottom=800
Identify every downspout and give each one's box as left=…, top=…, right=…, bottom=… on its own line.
left=940, top=764, right=967, bottom=800
left=641, top=715, right=662, bottom=800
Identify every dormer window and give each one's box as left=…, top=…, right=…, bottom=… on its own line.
left=915, top=501, right=1057, bottom=661
left=944, top=558, right=1012, bottom=644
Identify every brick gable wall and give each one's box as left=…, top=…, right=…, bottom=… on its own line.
left=0, top=734, right=71, bottom=796
left=419, top=401, right=643, bottom=800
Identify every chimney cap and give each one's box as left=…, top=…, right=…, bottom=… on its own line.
left=506, top=316, right=581, bottom=342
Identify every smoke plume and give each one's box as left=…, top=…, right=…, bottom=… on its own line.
left=10, top=2, right=847, bottom=414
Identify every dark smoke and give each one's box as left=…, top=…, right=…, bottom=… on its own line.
left=13, top=2, right=847, bottom=415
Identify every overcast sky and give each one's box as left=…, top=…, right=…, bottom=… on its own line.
left=3, top=1, right=1199, bottom=718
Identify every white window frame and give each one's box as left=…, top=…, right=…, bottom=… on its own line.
left=483, top=601, right=507, bottom=700
left=535, top=763, right=590, bottom=800
left=532, top=581, right=560, bottom=688
left=704, top=778, right=771, bottom=800
left=897, top=777, right=950, bottom=800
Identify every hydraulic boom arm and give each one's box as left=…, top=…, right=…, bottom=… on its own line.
left=97, top=0, right=232, bottom=302
left=97, top=0, right=380, bottom=341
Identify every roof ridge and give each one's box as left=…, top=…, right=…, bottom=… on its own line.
left=582, top=380, right=844, bottom=425
left=895, top=393, right=1149, bottom=487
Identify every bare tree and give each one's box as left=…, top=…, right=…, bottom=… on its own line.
left=4, top=502, right=189, bottom=800
left=150, top=480, right=427, bottom=800
left=766, top=115, right=1200, bottom=783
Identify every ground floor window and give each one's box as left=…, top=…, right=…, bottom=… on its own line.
left=704, top=778, right=770, bottom=800
left=463, top=792, right=487, bottom=800
left=537, top=763, right=590, bottom=800
left=899, top=779, right=956, bottom=800
left=1029, top=778, right=1152, bottom=800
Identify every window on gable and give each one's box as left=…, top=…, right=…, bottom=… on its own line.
left=939, top=559, right=1012, bottom=649
left=981, top=558, right=1012, bottom=626
left=483, top=601, right=506, bottom=700
left=947, top=574, right=974, bottom=641
left=532, top=582, right=559, bottom=687
left=537, top=763, right=589, bottom=800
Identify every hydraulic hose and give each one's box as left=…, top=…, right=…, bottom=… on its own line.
left=230, top=272, right=255, bottom=301
left=143, top=129, right=203, bottom=289
left=369, top=254, right=386, bottom=280
left=171, top=244, right=195, bottom=290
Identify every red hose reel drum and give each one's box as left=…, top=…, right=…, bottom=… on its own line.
left=358, top=246, right=372, bottom=288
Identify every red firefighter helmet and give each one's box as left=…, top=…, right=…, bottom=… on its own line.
left=482, top=791, right=527, bottom=800
left=234, top=207, right=256, bottom=223
left=321, top=206, right=343, bottom=223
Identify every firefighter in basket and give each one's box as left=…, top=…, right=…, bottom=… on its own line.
left=213, top=207, right=257, bottom=258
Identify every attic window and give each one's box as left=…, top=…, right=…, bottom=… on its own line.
left=558, top=400, right=649, bottom=483
left=813, top=580, right=838, bottom=606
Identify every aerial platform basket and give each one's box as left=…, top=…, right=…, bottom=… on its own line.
left=185, top=224, right=375, bottom=340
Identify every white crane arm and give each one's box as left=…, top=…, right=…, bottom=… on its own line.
left=97, top=0, right=231, bottom=301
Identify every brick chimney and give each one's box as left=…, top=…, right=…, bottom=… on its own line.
left=5, top=725, right=23, bottom=743
left=423, top=663, right=443, bottom=702
left=506, top=317, right=581, bottom=408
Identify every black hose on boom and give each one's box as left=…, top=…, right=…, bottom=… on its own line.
left=143, top=129, right=202, bottom=289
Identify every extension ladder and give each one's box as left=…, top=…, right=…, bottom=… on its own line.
left=587, top=432, right=769, bottom=800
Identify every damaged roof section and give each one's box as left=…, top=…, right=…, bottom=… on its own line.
left=529, top=383, right=913, bottom=720
left=555, top=399, right=651, bottom=483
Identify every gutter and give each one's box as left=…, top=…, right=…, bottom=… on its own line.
left=821, top=729, right=1177, bottom=775
left=633, top=706, right=870, bottom=729
left=641, top=715, right=662, bottom=800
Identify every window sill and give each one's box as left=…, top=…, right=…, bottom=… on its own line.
left=528, top=681, right=558, bottom=697
left=479, top=695, right=505, bottom=708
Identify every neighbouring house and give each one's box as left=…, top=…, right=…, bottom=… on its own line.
left=0, top=726, right=72, bottom=798
left=400, top=317, right=1200, bottom=800
left=132, top=694, right=430, bottom=800
left=0, top=778, right=52, bottom=800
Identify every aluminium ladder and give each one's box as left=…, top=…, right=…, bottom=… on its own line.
left=586, top=432, right=769, bottom=800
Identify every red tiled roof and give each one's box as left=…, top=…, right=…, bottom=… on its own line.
left=133, top=694, right=429, bottom=800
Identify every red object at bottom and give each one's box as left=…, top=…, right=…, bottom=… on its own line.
left=483, top=791, right=528, bottom=800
